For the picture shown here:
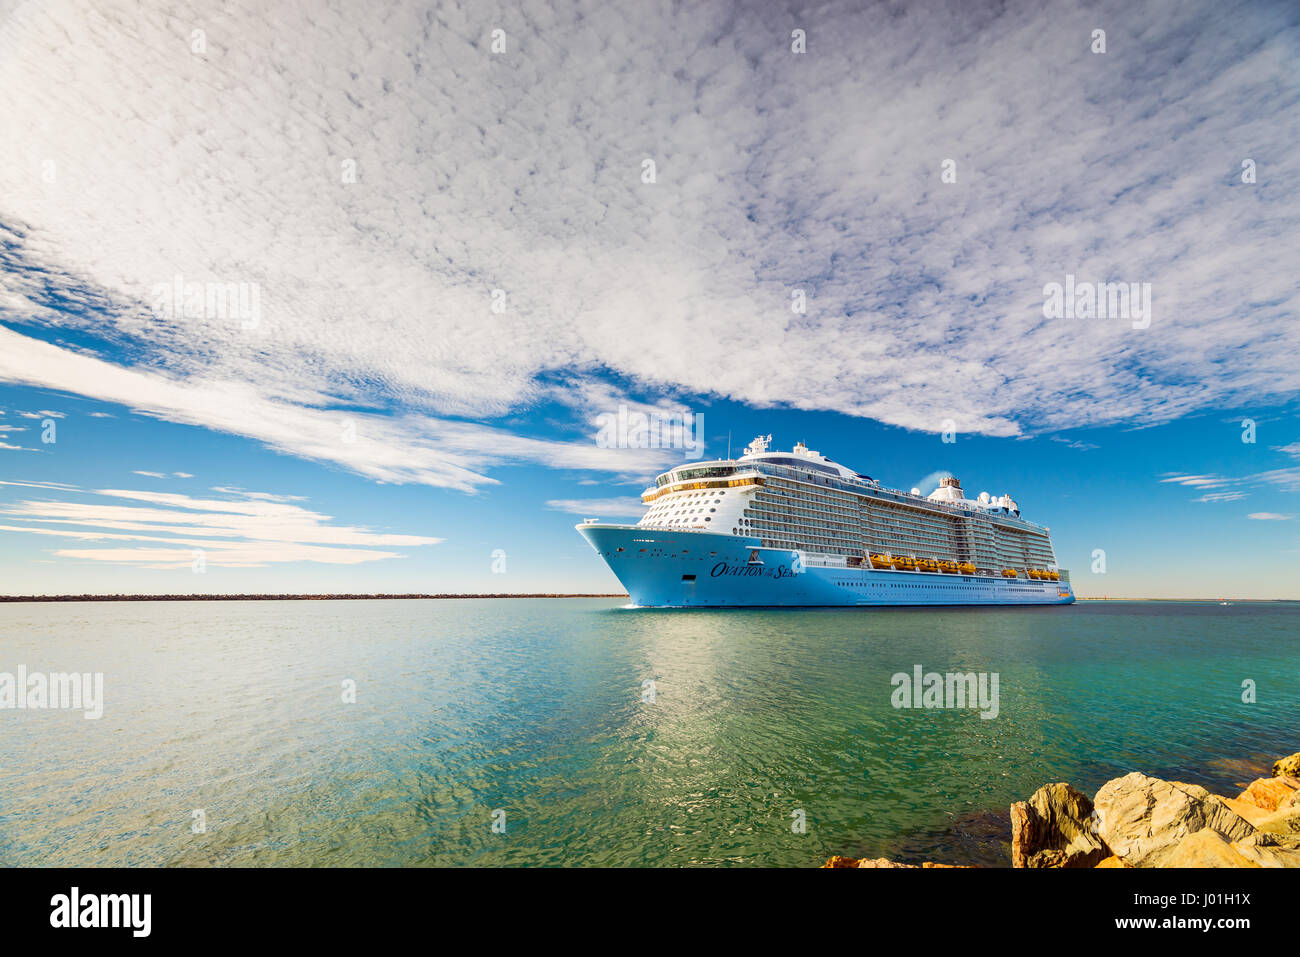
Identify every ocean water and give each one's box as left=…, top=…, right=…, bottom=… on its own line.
left=0, top=599, right=1296, bottom=867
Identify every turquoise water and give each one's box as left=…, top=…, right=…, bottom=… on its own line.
left=0, top=599, right=1296, bottom=867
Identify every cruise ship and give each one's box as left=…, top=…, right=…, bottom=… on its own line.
left=577, top=436, right=1074, bottom=607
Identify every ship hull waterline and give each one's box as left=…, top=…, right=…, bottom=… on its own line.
left=578, top=523, right=1075, bottom=608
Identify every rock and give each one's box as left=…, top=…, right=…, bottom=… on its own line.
left=1162, top=829, right=1260, bottom=868
left=1253, top=803, right=1300, bottom=837
left=1010, top=782, right=1110, bottom=868
left=855, top=858, right=913, bottom=868
left=1272, top=752, right=1300, bottom=778
left=821, top=855, right=969, bottom=868
left=1222, top=796, right=1275, bottom=827
left=1095, top=855, right=1129, bottom=868
left=1092, top=772, right=1257, bottom=867
left=856, top=859, right=966, bottom=868
left=1236, top=775, right=1300, bottom=811
left=1230, top=832, right=1300, bottom=868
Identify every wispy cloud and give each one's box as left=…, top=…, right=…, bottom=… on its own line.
left=1161, top=473, right=1231, bottom=489
left=545, top=497, right=646, bottom=518
left=0, top=326, right=680, bottom=491
left=0, top=484, right=442, bottom=568
left=1247, top=512, right=1293, bottom=520
left=1050, top=436, right=1099, bottom=452
left=1195, top=491, right=1247, bottom=503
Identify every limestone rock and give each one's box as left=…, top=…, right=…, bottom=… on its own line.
left=1222, top=796, right=1274, bottom=827
left=1253, top=803, right=1300, bottom=837
left=1092, top=772, right=1256, bottom=867
left=855, top=858, right=915, bottom=868
left=822, top=855, right=968, bottom=868
left=1095, top=855, right=1129, bottom=868
left=1272, top=752, right=1300, bottom=778
left=1236, top=775, right=1300, bottom=811
left=1162, top=829, right=1260, bottom=868
left=1230, top=832, right=1300, bottom=868
left=857, top=859, right=966, bottom=868
left=1010, top=782, right=1110, bottom=868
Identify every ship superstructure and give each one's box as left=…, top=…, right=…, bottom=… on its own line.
left=577, top=436, right=1074, bottom=607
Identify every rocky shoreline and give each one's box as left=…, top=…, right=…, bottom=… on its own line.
left=824, top=750, right=1300, bottom=868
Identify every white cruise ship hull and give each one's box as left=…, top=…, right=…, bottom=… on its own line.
left=578, top=524, right=1075, bottom=608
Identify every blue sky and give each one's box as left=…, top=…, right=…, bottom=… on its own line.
left=1, top=0, right=1298, bottom=597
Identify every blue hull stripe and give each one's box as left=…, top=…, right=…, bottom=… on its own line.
left=578, top=524, right=1075, bottom=608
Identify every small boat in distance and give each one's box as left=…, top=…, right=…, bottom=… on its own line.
left=577, top=436, right=1075, bottom=607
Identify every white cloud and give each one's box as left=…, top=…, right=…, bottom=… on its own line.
left=0, top=326, right=680, bottom=491
left=0, top=0, right=1296, bottom=478
left=173, top=472, right=193, bottom=478
left=132, top=470, right=166, bottom=478
left=1247, top=512, right=1293, bottom=520
left=1195, top=491, right=1247, bottom=503
left=1050, top=436, right=1099, bottom=451
left=0, top=484, right=442, bottom=568
left=545, top=497, right=646, bottom=518
left=1161, top=473, right=1230, bottom=489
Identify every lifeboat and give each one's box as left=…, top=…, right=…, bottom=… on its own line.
left=916, top=558, right=938, bottom=572
left=938, top=560, right=958, bottom=574
left=870, top=553, right=892, bottom=569
left=1047, top=570, right=1060, bottom=581
left=958, top=562, right=975, bottom=575
left=1002, top=568, right=1018, bottom=578
left=895, top=557, right=917, bottom=571
left=1027, top=569, right=1041, bottom=580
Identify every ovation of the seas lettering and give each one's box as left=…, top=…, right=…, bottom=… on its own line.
left=710, top=562, right=796, bottom=580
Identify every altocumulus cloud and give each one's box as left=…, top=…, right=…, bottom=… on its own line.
left=0, top=0, right=1297, bottom=488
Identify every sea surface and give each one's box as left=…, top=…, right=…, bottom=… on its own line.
left=1, top=599, right=1296, bottom=867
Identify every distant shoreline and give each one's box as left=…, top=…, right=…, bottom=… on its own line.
left=1075, top=597, right=1296, bottom=603
left=0, top=594, right=630, bottom=602
left=0, top=594, right=1292, bottom=603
